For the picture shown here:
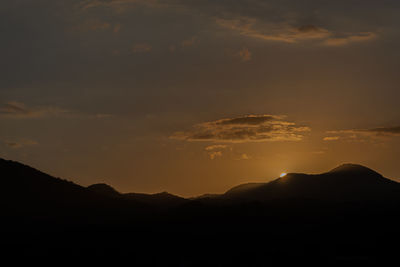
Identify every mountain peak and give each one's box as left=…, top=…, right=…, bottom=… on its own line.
left=328, top=163, right=381, bottom=176
left=87, top=183, right=121, bottom=197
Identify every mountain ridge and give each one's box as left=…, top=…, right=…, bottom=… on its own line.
left=219, top=163, right=399, bottom=202
left=3, top=157, right=400, bottom=265
left=1, top=158, right=399, bottom=207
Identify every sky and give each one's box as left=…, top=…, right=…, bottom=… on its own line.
left=2, top=0, right=400, bottom=197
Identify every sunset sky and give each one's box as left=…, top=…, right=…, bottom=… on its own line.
left=2, top=0, right=400, bottom=197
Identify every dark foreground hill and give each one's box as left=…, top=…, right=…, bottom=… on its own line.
left=2, top=158, right=400, bottom=265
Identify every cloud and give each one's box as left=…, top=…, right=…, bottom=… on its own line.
left=132, top=43, right=152, bottom=53
left=216, top=18, right=331, bottom=43
left=77, top=1, right=379, bottom=47
left=216, top=17, right=376, bottom=46
left=204, top=144, right=228, bottom=159
left=205, top=144, right=228, bottom=151
left=208, top=151, right=222, bottom=160
left=238, top=47, right=252, bottom=61
left=367, top=126, right=400, bottom=135
left=324, top=126, right=400, bottom=142
left=4, top=139, right=38, bottom=149
left=323, top=136, right=340, bottom=141
left=312, top=150, right=326, bottom=155
left=0, top=101, right=110, bottom=120
left=171, top=114, right=310, bottom=143
left=0, top=102, right=68, bottom=119
left=76, top=1, right=378, bottom=48
left=323, top=32, right=377, bottom=46
left=240, top=153, right=250, bottom=160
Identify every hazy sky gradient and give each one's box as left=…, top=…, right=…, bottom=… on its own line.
left=2, top=0, right=400, bottom=196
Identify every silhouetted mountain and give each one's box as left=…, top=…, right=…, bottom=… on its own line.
left=3, top=158, right=400, bottom=265
left=1, top=158, right=94, bottom=208
left=87, top=182, right=187, bottom=207
left=124, top=191, right=187, bottom=207
left=0, top=158, right=147, bottom=223
left=87, top=183, right=122, bottom=198
left=190, top=193, right=221, bottom=200
left=220, top=163, right=400, bottom=202
left=224, top=182, right=264, bottom=196
left=329, top=163, right=381, bottom=175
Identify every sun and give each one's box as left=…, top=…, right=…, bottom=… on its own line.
left=280, top=172, right=287, bottom=177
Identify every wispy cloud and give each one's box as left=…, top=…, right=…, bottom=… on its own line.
left=323, top=32, right=377, bottom=46
left=217, top=18, right=330, bottom=43
left=324, top=126, right=400, bottom=142
left=323, top=136, right=340, bottom=141
left=216, top=17, right=376, bottom=46
left=0, top=102, right=68, bottom=119
left=240, top=153, right=250, bottom=160
left=208, top=151, right=222, bottom=160
left=4, top=139, right=38, bottom=149
left=205, top=144, right=228, bottom=151
left=0, top=101, right=112, bottom=120
left=204, top=144, right=228, bottom=160
left=77, top=1, right=378, bottom=48
left=171, top=114, right=310, bottom=143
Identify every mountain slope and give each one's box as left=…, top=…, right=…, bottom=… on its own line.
left=221, top=164, right=400, bottom=202
left=124, top=192, right=187, bottom=207
left=3, top=157, right=400, bottom=213
left=0, top=158, right=144, bottom=219
left=87, top=183, right=122, bottom=198
left=87, top=183, right=188, bottom=207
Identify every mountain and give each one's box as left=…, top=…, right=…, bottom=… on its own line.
left=3, top=158, right=399, bottom=211
left=123, top=191, right=187, bottom=207
left=0, top=158, right=98, bottom=207
left=87, top=183, right=187, bottom=207
left=220, top=163, right=400, bottom=202
left=87, top=183, right=122, bottom=198
left=0, top=158, right=148, bottom=221
left=3, top=158, right=400, bottom=265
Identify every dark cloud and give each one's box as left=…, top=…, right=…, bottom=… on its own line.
left=77, top=0, right=381, bottom=46
left=171, top=115, right=310, bottom=143
left=216, top=115, right=280, bottom=125
left=366, top=126, right=400, bottom=135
